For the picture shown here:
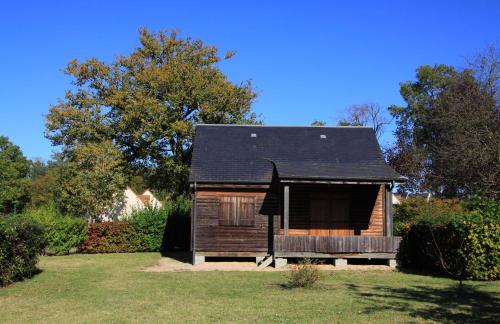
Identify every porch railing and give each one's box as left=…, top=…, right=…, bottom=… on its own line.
left=274, top=235, right=402, bottom=254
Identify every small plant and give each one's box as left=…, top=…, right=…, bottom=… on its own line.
left=286, top=258, right=320, bottom=288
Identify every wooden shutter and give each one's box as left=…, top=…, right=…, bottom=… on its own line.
left=219, top=196, right=255, bottom=227
left=219, top=197, right=237, bottom=226
left=238, top=197, right=255, bottom=227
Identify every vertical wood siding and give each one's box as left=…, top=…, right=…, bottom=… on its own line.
left=193, top=184, right=385, bottom=254
left=285, top=184, right=384, bottom=236
left=194, top=188, right=280, bottom=252
left=274, top=235, right=402, bottom=253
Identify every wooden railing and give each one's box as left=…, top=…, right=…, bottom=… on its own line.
left=274, top=235, right=402, bottom=254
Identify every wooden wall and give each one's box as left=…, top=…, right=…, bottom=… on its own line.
left=360, top=185, right=385, bottom=236
left=194, top=186, right=280, bottom=253
left=285, top=184, right=385, bottom=236
left=274, top=235, right=401, bottom=254
left=193, top=183, right=385, bottom=254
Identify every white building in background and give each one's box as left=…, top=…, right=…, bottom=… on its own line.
left=99, top=187, right=162, bottom=221
left=138, top=189, right=162, bottom=209
left=392, top=193, right=402, bottom=205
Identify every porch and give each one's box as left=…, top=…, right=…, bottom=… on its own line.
left=274, top=181, right=402, bottom=263
left=273, top=235, right=402, bottom=258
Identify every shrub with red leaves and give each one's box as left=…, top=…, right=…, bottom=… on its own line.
left=82, top=222, right=145, bottom=253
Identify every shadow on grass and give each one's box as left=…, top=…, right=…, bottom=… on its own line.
left=2, top=268, right=43, bottom=288
left=396, top=265, right=453, bottom=279
left=159, top=251, right=192, bottom=263
left=347, top=282, right=499, bottom=323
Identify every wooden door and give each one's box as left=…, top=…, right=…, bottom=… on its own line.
left=310, top=195, right=330, bottom=235
left=309, top=193, right=352, bottom=235
left=330, top=198, right=353, bottom=235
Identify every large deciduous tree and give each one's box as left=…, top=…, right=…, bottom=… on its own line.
left=387, top=57, right=500, bottom=198
left=46, top=28, right=258, bottom=196
left=0, top=136, right=30, bottom=213
left=386, top=64, right=457, bottom=195
left=428, top=70, right=500, bottom=197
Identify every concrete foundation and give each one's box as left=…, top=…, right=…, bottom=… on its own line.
left=256, top=256, right=265, bottom=265
left=192, top=254, right=205, bottom=265
left=334, top=258, right=348, bottom=268
left=274, top=257, right=288, bottom=268
left=387, top=259, right=397, bottom=269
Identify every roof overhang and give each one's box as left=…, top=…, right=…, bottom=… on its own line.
left=280, top=179, right=394, bottom=185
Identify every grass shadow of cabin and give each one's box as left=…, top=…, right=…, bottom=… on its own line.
left=346, top=281, right=500, bottom=323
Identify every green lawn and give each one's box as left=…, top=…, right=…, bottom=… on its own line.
left=0, top=253, right=498, bottom=323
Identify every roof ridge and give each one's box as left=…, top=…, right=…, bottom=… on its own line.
left=196, top=124, right=372, bottom=129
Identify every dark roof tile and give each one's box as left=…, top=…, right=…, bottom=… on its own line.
left=189, top=125, right=402, bottom=183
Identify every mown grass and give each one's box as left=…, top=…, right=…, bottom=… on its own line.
left=0, top=253, right=498, bottom=323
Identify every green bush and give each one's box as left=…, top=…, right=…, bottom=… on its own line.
left=127, top=196, right=191, bottom=252
left=24, top=205, right=87, bottom=255
left=460, top=198, right=500, bottom=280
left=81, top=197, right=191, bottom=254
left=393, top=197, right=463, bottom=235
left=82, top=222, right=145, bottom=253
left=162, top=196, right=191, bottom=252
left=286, top=258, right=320, bottom=288
left=397, top=197, right=499, bottom=280
left=0, top=216, right=45, bottom=286
left=129, top=206, right=168, bottom=251
left=397, top=218, right=466, bottom=278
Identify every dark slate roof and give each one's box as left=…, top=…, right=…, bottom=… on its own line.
left=189, top=125, right=403, bottom=183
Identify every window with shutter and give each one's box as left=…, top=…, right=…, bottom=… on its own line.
left=238, top=197, right=255, bottom=227
left=219, top=196, right=255, bottom=227
left=219, top=197, right=236, bottom=226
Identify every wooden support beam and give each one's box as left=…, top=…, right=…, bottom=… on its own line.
left=284, top=185, right=289, bottom=236
left=385, top=185, right=393, bottom=237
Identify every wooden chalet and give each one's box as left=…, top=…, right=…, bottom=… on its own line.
left=189, top=125, right=404, bottom=267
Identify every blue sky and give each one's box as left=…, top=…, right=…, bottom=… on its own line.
left=0, top=1, right=499, bottom=160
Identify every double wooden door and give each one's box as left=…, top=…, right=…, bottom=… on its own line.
left=309, top=192, right=353, bottom=235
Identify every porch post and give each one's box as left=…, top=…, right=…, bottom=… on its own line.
left=284, top=185, right=289, bottom=235
left=385, top=185, right=393, bottom=237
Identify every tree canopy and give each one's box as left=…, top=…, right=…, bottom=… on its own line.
left=54, top=141, right=127, bottom=220
left=46, top=28, right=258, bottom=196
left=0, top=136, right=30, bottom=213
left=387, top=58, right=500, bottom=198
left=337, top=103, right=389, bottom=139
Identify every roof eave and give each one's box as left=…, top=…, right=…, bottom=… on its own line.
left=279, top=175, right=405, bottom=184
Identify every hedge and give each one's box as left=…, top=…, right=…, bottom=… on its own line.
left=83, top=197, right=191, bottom=253
left=128, top=206, right=169, bottom=251
left=82, top=222, right=146, bottom=253
left=0, top=216, right=45, bottom=286
left=397, top=197, right=499, bottom=280
left=393, top=197, right=463, bottom=236
left=8, top=197, right=191, bottom=257
left=23, top=204, right=87, bottom=255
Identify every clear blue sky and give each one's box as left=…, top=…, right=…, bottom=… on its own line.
left=1, top=1, right=499, bottom=160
